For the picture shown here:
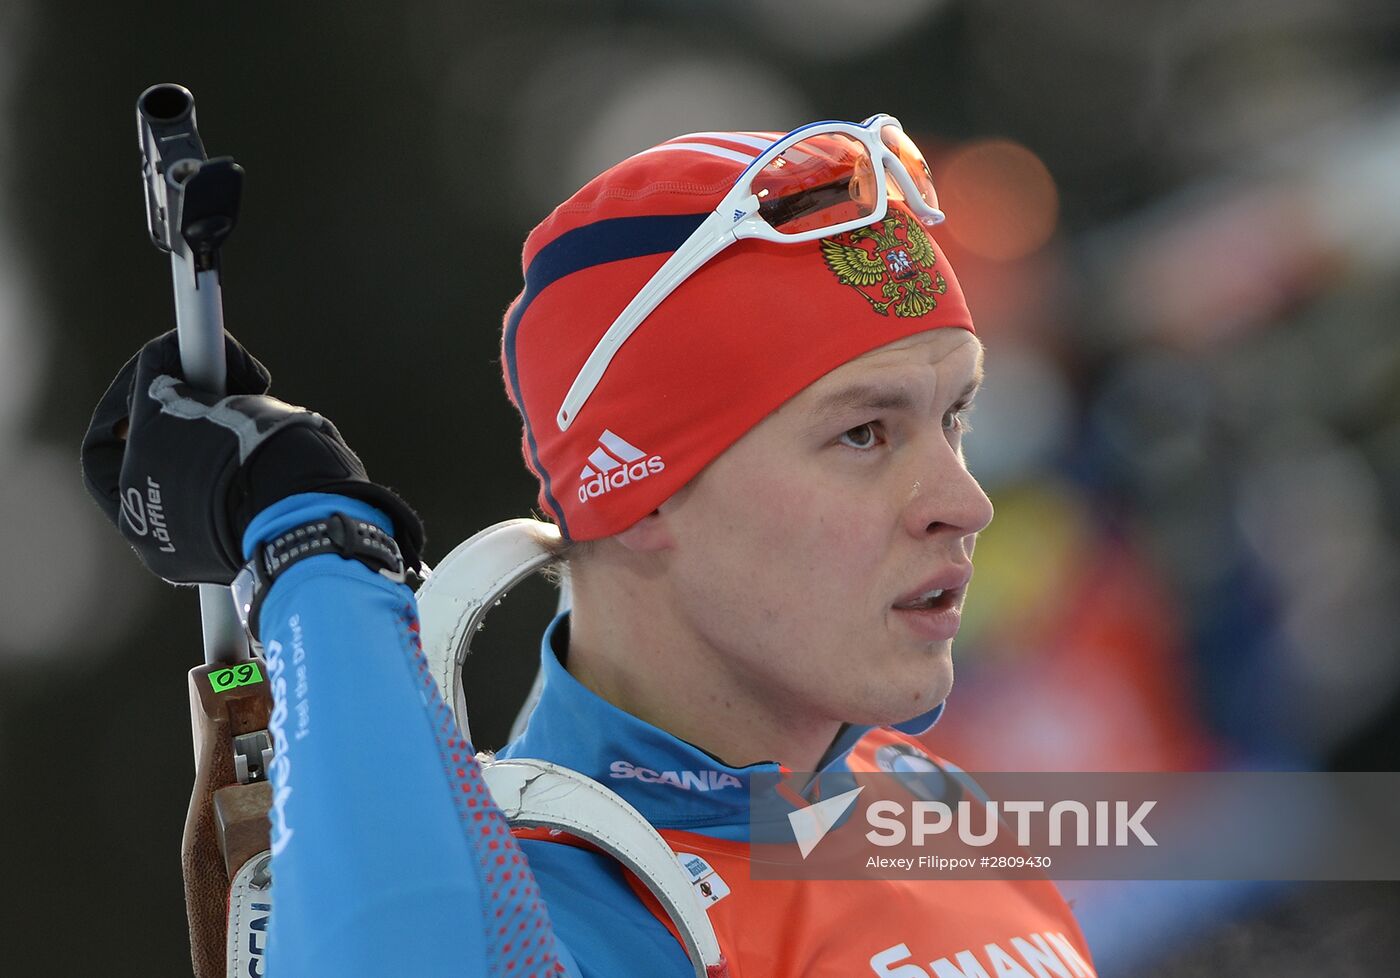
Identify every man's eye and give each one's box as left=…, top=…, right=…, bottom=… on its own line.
left=944, top=407, right=973, bottom=433
left=838, top=423, right=880, bottom=449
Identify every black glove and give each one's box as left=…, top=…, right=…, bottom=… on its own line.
left=81, top=329, right=425, bottom=585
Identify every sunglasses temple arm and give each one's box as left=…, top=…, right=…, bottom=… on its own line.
left=555, top=208, right=740, bottom=430
left=881, top=152, right=945, bottom=225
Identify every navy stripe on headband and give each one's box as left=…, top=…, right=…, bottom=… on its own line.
left=502, top=212, right=709, bottom=538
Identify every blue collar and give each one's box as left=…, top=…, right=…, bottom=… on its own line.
left=498, top=614, right=943, bottom=836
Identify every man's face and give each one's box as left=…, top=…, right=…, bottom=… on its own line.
left=656, top=327, right=991, bottom=729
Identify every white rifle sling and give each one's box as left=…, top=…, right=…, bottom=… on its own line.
left=417, top=519, right=725, bottom=978
left=482, top=758, right=725, bottom=978
left=226, top=851, right=273, bottom=978
left=416, top=518, right=561, bottom=745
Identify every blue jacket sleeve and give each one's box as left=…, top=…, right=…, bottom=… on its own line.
left=244, top=493, right=572, bottom=978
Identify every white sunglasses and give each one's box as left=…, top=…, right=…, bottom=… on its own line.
left=555, top=113, right=946, bottom=431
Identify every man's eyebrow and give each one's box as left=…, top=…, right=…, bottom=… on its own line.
left=957, top=364, right=985, bottom=404
left=812, top=365, right=985, bottom=419
left=810, top=384, right=918, bottom=418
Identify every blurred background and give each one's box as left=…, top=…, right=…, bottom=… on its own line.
left=3, top=0, right=1398, bottom=974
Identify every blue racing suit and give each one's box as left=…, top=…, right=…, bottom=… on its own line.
left=252, top=493, right=1091, bottom=978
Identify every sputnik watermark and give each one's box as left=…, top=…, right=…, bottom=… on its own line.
left=863, top=798, right=1156, bottom=849
left=791, top=793, right=1154, bottom=873
left=753, top=770, right=1400, bottom=881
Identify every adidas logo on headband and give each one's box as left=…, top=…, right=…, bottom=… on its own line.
left=577, top=429, right=666, bottom=504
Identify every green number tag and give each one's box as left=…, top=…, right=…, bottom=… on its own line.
left=209, top=661, right=265, bottom=693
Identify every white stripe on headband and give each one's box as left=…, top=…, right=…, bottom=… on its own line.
left=678, top=131, right=776, bottom=151
left=634, top=142, right=755, bottom=165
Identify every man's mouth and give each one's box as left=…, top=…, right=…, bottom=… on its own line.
left=891, top=568, right=973, bottom=641
left=892, top=586, right=960, bottom=612
left=893, top=567, right=973, bottom=611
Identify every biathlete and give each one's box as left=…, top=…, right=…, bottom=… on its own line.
left=82, top=114, right=1095, bottom=977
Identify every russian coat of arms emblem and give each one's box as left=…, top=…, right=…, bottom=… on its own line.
left=819, top=211, right=947, bottom=318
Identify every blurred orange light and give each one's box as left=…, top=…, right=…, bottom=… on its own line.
left=936, top=139, right=1059, bottom=262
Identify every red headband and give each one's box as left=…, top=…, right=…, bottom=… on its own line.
left=502, top=132, right=974, bottom=541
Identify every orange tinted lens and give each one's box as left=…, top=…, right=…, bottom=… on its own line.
left=752, top=132, right=877, bottom=234
left=881, top=124, right=939, bottom=211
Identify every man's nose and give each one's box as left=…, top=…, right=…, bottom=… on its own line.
left=902, top=437, right=994, bottom=541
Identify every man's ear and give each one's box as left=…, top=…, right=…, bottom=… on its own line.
left=613, top=509, right=675, bottom=553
